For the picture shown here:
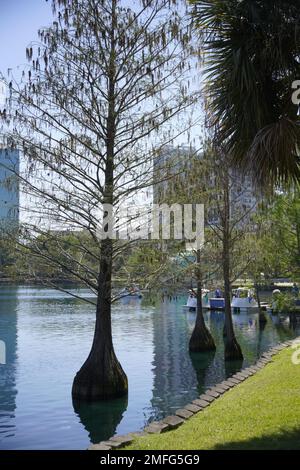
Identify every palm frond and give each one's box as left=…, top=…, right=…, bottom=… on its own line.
left=245, top=118, right=300, bottom=186
left=191, top=0, right=300, bottom=186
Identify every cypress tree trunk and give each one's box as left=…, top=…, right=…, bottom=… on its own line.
left=222, top=172, right=243, bottom=361
left=72, top=238, right=128, bottom=400
left=256, top=283, right=267, bottom=325
left=223, top=268, right=243, bottom=361
left=72, top=0, right=127, bottom=400
left=189, top=249, right=216, bottom=352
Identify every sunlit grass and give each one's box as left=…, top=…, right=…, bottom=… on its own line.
left=125, top=348, right=300, bottom=450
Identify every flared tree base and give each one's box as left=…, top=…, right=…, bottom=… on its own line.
left=72, top=349, right=128, bottom=401
left=259, top=311, right=267, bottom=324
left=189, top=325, right=216, bottom=352
left=224, top=336, right=244, bottom=361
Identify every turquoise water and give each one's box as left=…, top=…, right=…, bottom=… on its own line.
left=0, top=285, right=298, bottom=450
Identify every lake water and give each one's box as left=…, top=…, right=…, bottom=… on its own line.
left=0, top=285, right=299, bottom=450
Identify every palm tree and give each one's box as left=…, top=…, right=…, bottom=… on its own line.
left=191, top=0, right=300, bottom=185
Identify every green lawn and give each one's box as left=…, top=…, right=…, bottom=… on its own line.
left=125, top=348, right=300, bottom=450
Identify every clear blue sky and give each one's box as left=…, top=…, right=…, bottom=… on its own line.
left=0, top=0, right=53, bottom=73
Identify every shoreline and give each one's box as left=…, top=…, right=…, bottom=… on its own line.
left=89, top=339, right=299, bottom=450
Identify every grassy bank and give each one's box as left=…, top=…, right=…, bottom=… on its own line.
left=125, top=348, right=300, bottom=450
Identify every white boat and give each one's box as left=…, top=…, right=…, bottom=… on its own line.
left=185, top=289, right=212, bottom=310
left=231, top=287, right=258, bottom=309
left=186, top=287, right=259, bottom=311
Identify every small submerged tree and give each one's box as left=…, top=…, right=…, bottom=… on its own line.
left=152, top=151, right=217, bottom=352
left=219, top=162, right=243, bottom=361
left=186, top=159, right=217, bottom=352
left=1, top=0, right=199, bottom=400
left=189, top=247, right=216, bottom=352
left=204, top=145, right=260, bottom=361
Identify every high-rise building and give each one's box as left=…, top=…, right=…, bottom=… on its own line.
left=153, top=145, right=196, bottom=204
left=0, top=148, right=20, bottom=228
left=153, top=145, right=260, bottom=227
